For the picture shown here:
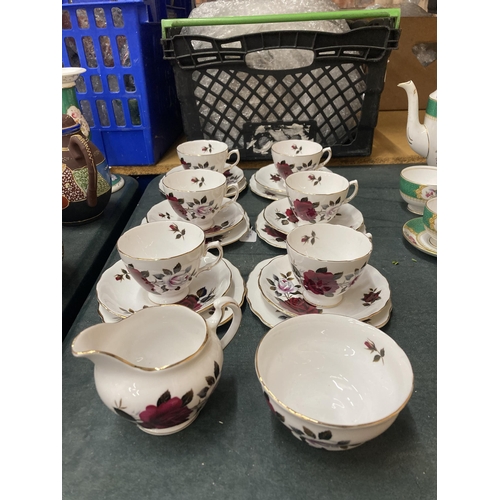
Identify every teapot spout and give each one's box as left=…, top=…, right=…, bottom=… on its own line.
left=398, top=80, right=429, bottom=160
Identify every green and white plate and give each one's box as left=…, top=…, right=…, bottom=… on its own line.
left=402, top=217, right=437, bottom=257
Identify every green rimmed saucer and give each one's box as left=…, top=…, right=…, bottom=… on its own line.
left=402, top=218, right=437, bottom=257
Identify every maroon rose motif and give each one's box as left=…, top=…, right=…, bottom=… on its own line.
left=139, top=397, right=193, bottom=429
left=276, top=161, right=293, bottom=180
left=293, top=199, right=317, bottom=222
left=166, top=194, right=188, bottom=219
left=263, top=224, right=287, bottom=241
left=270, top=173, right=281, bottom=183
left=279, top=296, right=321, bottom=315
left=303, top=269, right=340, bottom=296
left=362, top=288, right=381, bottom=306
left=180, top=158, right=191, bottom=169
left=285, top=208, right=299, bottom=224
left=176, top=294, right=202, bottom=311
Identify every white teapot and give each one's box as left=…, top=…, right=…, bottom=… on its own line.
left=398, top=80, right=437, bottom=166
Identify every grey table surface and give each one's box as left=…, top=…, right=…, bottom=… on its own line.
left=62, top=165, right=436, bottom=500
left=62, top=175, right=141, bottom=340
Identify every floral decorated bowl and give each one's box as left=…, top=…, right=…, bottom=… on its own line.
left=255, top=314, right=414, bottom=451
left=399, top=166, right=437, bottom=215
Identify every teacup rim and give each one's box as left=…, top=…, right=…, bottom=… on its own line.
left=117, top=220, right=205, bottom=261
left=177, top=140, right=229, bottom=157
left=162, top=168, right=227, bottom=192
left=271, top=139, right=323, bottom=156
left=285, top=170, right=350, bottom=195
left=286, top=224, right=372, bottom=262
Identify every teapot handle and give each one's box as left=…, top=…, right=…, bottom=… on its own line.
left=206, top=296, right=242, bottom=349
left=68, top=134, right=98, bottom=208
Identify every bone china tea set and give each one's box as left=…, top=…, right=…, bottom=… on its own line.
left=73, top=138, right=417, bottom=451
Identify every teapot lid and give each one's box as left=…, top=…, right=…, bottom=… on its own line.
left=62, top=114, right=81, bottom=135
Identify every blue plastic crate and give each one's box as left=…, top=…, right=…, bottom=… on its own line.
left=62, top=0, right=193, bottom=166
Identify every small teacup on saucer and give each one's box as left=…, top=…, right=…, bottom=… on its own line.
left=399, top=165, right=437, bottom=215
left=177, top=140, right=240, bottom=174
left=285, top=170, right=358, bottom=225
left=117, top=220, right=223, bottom=305
left=286, top=224, right=372, bottom=308
left=271, top=139, right=332, bottom=180
left=422, top=197, right=437, bottom=248
left=162, top=169, right=239, bottom=230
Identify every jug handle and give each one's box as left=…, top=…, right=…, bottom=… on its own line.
left=206, top=296, right=242, bottom=349
left=68, top=134, right=98, bottom=208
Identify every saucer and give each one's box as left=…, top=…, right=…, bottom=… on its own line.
left=256, top=205, right=366, bottom=249
left=146, top=198, right=245, bottom=237
left=160, top=165, right=246, bottom=198
left=247, top=258, right=392, bottom=329
left=402, top=217, right=437, bottom=257
left=140, top=213, right=251, bottom=247
left=98, top=258, right=246, bottom=325
left=97, top=255, right=232, bottom=320
left=205, top=212, right=251, bottom=246
left=255, top=164, right=331, bottom=195
left=249, top=174, right=286, bottom=201
left=263, top=198, right=364, bottom=235
left=258, top=255, right=390, bottom=321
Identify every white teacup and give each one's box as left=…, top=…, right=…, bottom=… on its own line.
left=271, top=139, right=332, bottom=180
left=286, top=224, right=372, bottom=308
left=177, top=140, right=240, bottom=174
left=422, top=196, right=437, bottom=248
left=117, top=220, right=223, bottom=305
left=285, top=171, right=359, bottom=225
left=161, top=169, right=239, bottom=230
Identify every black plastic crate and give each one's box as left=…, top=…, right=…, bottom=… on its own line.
left=161, top=10, right=400, bottom=161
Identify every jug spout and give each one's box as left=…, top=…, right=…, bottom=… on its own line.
left=398, top=80, right=429, bottom=160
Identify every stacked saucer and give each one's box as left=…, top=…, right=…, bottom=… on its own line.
left=246, top=256, right=392, bottom=329
left=142, top=198, right=251, bottom=247
left=160, top=164, right=247, bottom=198
left=97, top=254, right=246, bottom=325
left=255, top=197, right=366, bottom=249
left=249, top=163, right=331, bottom=200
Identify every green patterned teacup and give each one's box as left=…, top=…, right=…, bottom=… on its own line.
left=422, top=197, right=437, bottom=248
left=399, top=166, right=437, bottom=215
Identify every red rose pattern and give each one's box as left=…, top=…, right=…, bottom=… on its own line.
left=278, top=296, right=321, bottom=315
left=139, top=397, right=193, bottom=429
left=275, top=161, right=293, bottom=180
left=302, top=269, right=341, bottom=296
left=166, top=194, right=188, bottom=219
left=293, top=199, right=318, bottom=222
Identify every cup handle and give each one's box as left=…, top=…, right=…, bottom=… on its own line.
left=318, top=147, right=332, bottom=168
left=344, top=180, right=359, bottom=204
left=199, top=241, right=223, bottom=274
left=365, top=232, right=373, bottom=242
left=223, top=181, right=239, bottom=204
left=226, top=149, right=240, bottom=170
left=205, top=296, right=242, bottom=349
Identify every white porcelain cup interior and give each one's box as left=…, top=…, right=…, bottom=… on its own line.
left=285, top=171, right=359, bottom=224
left=286, top=224, right=372, bottom=307
left=117, top=220, right=223, bottom=304
left=255, top=314, right=414, bottom=427
left=271, top=140, right=332, bottom=174
left=162, top=169, right=239, bottom=229
left=177, top=140, right=240, bottom=173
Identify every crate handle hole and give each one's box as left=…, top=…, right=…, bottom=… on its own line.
left=245, top=49, right=314, bottom=71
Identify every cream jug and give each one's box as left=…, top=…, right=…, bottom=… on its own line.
left=72, top=297, right=242, bottom=436
left=398, top=80, right=437, bottom=167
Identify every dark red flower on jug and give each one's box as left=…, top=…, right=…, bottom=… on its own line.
left=303, top=269, right=340, bottom=296
left=139, top=397, right=193, bottom=429
left=293, top=199, right=318, bottom=222
left=279, top=296, right=321, bottom=315
left=276, top=161, right=293, bottom=180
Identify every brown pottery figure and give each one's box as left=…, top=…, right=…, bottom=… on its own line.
left=62, top=114, right=111, bottom=225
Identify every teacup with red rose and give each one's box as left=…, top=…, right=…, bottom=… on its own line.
left=285, top=170, right=359, bottom=225
left=286, top=223, right=372, bottom=308
left=177, top=140, right=240, bottom=174
left=117, top=220, right=223, bottom=305
left=162, top=169, right=239, bottom=230
left=271, top=139, right=332, bottom=180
